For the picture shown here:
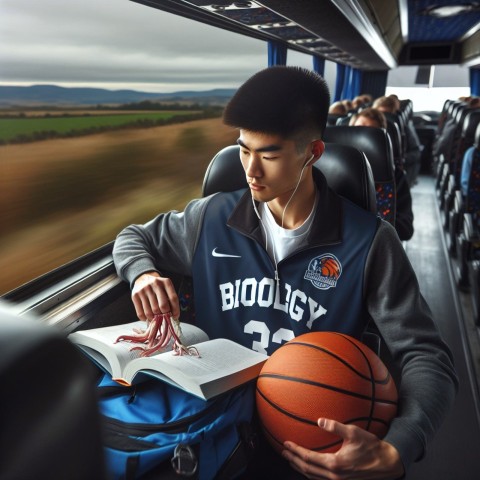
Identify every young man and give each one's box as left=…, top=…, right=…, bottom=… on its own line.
left=113, top=67, right=457, bottom=479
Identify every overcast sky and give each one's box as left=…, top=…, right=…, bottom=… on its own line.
left=0, top=0, right=281, bottom=92
left=0, top=0, right=470, bottom=98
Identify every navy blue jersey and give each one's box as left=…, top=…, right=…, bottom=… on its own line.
left=192, top=188, right=378, bottom=355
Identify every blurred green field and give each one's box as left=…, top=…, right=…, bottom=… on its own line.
left=0, top=117, right=238, bottom=294
left=0, top=111, right=199, bottom=142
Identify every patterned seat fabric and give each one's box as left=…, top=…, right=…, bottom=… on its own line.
left=375, top=181, right=395, bottom=225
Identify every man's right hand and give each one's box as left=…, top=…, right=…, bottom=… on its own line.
left=131, top=272, right=180, bottom=321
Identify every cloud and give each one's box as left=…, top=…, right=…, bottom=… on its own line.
left=0, top=0, right=269, bottom=91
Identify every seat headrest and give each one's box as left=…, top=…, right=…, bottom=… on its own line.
left=318, top=143, right=377, bottom=213
left=463, top=110, right=480, bottom=140
left=202, top=144, right=377, bottom=213
left=323, top=125, right=395, bottom=182
left=202, top=145, right=244, bottom=196
left=386, top=120, right=402, bottom=161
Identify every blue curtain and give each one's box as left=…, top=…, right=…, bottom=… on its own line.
left=334, top=63, right=346, bottom=102
left=470, top=67, right=480, bottom=97
left=360, top=70, right=388, bottom=100
left=312, top=56, right=325, bottom=77
left=342, top=66, right=354, bottom=99
left=268, top=41, right=287, bottom=66
left=335, top=64, right=363, bottom=101
left=351, top=68, right=363, bottom=99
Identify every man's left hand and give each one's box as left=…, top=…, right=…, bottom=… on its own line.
left=281, top=418, right=405, bottom=479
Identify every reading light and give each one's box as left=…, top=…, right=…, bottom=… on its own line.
left=419, top=3, right=480, bottom=17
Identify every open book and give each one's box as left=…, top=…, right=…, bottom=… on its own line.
left=68, top=321, right=268, bottom=400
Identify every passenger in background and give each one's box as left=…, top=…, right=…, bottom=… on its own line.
left=328, top=101, right=348, bottom=115
left=350, top=107, right=415, bottom=241
left=374, top=95, right=422, bottom=186
left=373, top=95, right=399, bottom=114
left=434, top=96, right=479, bottom=164
left=327, top=101, right=349, bottom=126
left=342, top=98, right=354, bottom=113
left=460, top=145, right=476, bottom=197
left=469, top=96, right=480, bottom=108
left=360, top=93, right=373, bottom=105
left=352, top=95, right=366, bottom=110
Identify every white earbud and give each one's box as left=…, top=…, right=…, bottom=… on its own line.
left=304, top=154, right=315, bottom=168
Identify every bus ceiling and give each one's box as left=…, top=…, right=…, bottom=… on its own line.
left=131, top=0, right=480, bottom=71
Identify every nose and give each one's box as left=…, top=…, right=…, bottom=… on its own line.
left=244, top=153, right=262, bottom=180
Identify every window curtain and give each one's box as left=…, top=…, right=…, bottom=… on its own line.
left=268, top=40, right=287, bottom=66
left=341, top=66, right=354, bottom=99
left=351, top=68, right=363, bottom=99
left=338, top=66, right=363, bottom=100
left=470, top=67, right=480, bottom=97
left=334, top=63, right=346, bottom=102
left=360, top=70, right=388, bottom=100
left=312, top=56, right=325, bottom=77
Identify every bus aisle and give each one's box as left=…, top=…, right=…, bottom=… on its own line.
left=403, top=173, right=480, bottom=479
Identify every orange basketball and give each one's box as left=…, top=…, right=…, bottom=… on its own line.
left=256, top=332, right=398, bottom=454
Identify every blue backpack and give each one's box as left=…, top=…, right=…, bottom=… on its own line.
left=97, top=373, right=257, bottom=480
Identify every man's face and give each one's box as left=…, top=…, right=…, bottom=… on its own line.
left=237, top=130, right=310, bottom=204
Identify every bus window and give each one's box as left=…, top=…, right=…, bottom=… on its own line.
left=386, top=65, right=470, bottom=111
left=0, top=0, right=267, bottom=295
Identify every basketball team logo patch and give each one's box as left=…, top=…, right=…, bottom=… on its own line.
left=304, top=254, right=342, bottom=290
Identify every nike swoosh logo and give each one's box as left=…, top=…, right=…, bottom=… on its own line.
left=212, top=247, right=241, bottom=258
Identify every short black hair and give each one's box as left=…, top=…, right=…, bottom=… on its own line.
left=223, top=66, right=330, bottom=139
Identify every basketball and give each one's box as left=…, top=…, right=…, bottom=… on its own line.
left=256, top=331, right=398, bottom=454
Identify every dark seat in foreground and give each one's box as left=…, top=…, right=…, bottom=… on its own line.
left=0, top=301, right=106, bottom=480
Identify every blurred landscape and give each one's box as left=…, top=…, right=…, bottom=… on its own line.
left=0, top=86, right=238, bottom=294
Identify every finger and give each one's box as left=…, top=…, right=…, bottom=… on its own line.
left=317, top=418, right=352, bottom=440
left=144, top=287, right=162, bottom=317
left=132, top=292, right=148, bottom=321
left=139, top=293, right=156, bottom=321
left=161, top=278, right=180, bottom=319
left=282, top=444, right=332, bottom=479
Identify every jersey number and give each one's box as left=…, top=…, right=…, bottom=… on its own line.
left=244, top=320, right=294, bottom=354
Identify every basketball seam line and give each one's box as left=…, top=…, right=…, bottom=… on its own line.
left=257, top=374, right=398, bottom=405
left=283, top=340, right=391, bottom=385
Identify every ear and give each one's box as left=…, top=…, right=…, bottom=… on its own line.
left=309, top=140, right=325, bottom=164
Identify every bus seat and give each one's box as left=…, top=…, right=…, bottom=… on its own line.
left=447, top=116, right=480, bottom=253
left=335, top=115, right=351, bottom=126
left=439, top=106, right=477, bottom=173
left=202, top=143, right=377, bottom=213
left=456, top=128, right=480, bottom=289
left=323, top=125, right=396, bottom=226
left=327, top=113, right=346, bottom=126
left=0, top=301, right=106, bottom=480
left=452, top=110, right=480, bottom=183
left=386, top=119, right=404, bottom=170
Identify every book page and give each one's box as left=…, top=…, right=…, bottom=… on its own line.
left=124, top=338, right=268, bottom=397
left=68, top=321, right=208, bottom=377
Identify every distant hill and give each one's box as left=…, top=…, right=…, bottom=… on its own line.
left=0, top=85, right=237, bottom=107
